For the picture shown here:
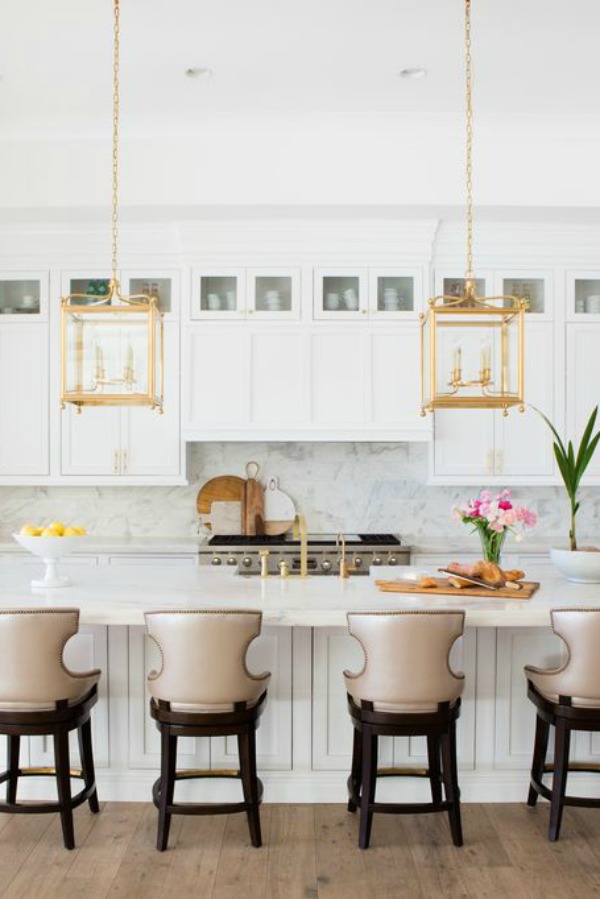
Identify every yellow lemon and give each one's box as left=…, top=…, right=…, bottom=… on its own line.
left=20, top=524, right=40, bottom=537
left=63, top=527, right=79, bottom=536
left=47, top=521, right=65, bottom=536
left=41, top=527, right=61, bottom=537
left=72, top=526, right=87, bottom=536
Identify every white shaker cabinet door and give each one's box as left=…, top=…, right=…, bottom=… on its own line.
left=310, top=332, right=366, bottom=426
left=61, top=405, right=120, bottom=476
left=566, top=323, right=600, bottom=481
left=368, top=327, right=432, bottom=438
left=182, top=328, right=249, bottom=434
left=432, top=409, right=494, bottom=479
left=249, top=331, right=307, bottom=425
left=123, top=324, right=181, bottom=477
left=496, top=322, right=556, bottom=478
left=0, top=325, right=49, bottom=475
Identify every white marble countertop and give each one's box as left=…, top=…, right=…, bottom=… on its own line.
left=0, top=562, right=599, bottom=628
left=0, top=536, right=205, bottom=555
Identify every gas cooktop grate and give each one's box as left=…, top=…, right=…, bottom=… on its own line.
left=207, top=533, right=401, bottom=547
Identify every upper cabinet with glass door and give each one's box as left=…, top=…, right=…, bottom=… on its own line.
left=435, top=270, right=551, bottom=319
left=566, top=271, right=600, bottom=321
left=121, top=270, right=180, bottom=319
left=0, top=271, right=49, bottom=321
left=433, top=272, right=492, bottom=305
left=368, top=268, right=423, bottom=319
left=61, top=272, right=113, bottom=308
left=313, top=268, right=368, bottom=320
left=191, top=267, right=245, bottom=320
left=246, top=268, right=301, bottom=320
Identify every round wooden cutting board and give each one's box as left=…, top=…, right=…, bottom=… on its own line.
left=196, top=476, right=245, bottom=531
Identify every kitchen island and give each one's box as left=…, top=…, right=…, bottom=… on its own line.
left=2, top=561, right=599, bottom=806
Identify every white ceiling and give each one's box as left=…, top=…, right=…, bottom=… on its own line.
left=1, top=0, right=600, bottom=135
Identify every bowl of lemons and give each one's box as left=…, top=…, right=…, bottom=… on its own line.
left=13, top=521, right=88, bottom=588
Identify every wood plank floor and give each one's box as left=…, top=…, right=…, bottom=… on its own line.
left=0, top=802, right=599, bottom=898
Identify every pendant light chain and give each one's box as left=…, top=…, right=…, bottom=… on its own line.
left=111, top=0, right=120, bottom=287
left=464, top=0, right=474, bottom=284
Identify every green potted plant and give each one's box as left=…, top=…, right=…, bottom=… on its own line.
left=536, top=405, right=600, bottom=582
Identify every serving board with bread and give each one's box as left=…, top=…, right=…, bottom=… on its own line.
left=376, top=559, right=540, bottom=600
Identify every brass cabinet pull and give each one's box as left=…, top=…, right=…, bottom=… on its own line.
left=123, top=450, right=128, bottom=473
left=113, top=450, right=119, bottom=474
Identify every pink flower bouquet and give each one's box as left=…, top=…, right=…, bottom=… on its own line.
left=452, top=489, right=538, bottom=563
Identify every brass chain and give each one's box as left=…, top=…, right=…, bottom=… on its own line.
left=111, top=0, right=120, bottom=285
left=464, top=0, right=474, bottom=283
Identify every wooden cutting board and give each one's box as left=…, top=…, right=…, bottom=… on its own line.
left=243, top=461, right=265, bottom=536
left=376, top=578, right=540, bottom=600
left=196, top=476, right=245, bottom=531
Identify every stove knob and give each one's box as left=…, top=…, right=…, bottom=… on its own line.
left=388, top=555, right=398, bottom=565
left=353, top=556, right=363, bottom=568
left=321, top=559, right=332, bottom=571
left=211, top=556, right=222, bottom=566
left=242, top=556, right=253, bottom=568
left=227, top=557, right=237, bottom=566
left=372, top=556, right=383, bottom=566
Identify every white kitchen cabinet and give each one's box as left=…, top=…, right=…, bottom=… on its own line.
left=60, top=323, right=183, bottom=481
left=368, top=327, right=431, bottom=436
left=431, top=322, right=556, bottom=483
left=122, top=269, right=180, bottom=319
left=566, top=270, right=600, bottom=321
left=313, top=267, right=368, bottom=320
left=368, top=268, right=424, bottom=319
left=191, top=267, right=246, bottom=319
left=183, top=328, right=249, bottom=433
left=311, top=332, right=366, bottom=425
left=0, top=271, right=49, bottom=321
left=249, top=331, right=307, bottom=424
left=566, top=322, right=600, bottom=481
left=0, top=324, right=49, bottom=476
left=246, top=268, right=301, bottom=320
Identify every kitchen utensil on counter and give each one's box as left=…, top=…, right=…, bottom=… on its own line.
left=196, top=475, right=246, bottom=531
left=210, top=501, right=242, bottom=535
left=243, top=461, right=265, bottom=536
left=263, top=477, right=296, bottom=536
left=376, top=577, right=540, bottom=599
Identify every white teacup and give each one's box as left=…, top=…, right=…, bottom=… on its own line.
left=586, top=295, right=600, bottom=314
left=207, top=293, right=221, bottom=310
left=225, top=291, right=236, bottom=310
left=343, top=288, right=359, bottom=310
left=20, top=295, right=36, bottom=309
left=325, top=292, right=340, bottom=310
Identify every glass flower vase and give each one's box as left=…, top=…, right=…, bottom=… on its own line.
left=478, top=528, right=507, bottom=564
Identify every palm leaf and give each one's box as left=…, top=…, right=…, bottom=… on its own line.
left=575, top=406, right=599, bottom=472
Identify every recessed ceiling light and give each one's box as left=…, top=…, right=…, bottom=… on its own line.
left=185, top=67, right=213, bottom=80
left=398, top=68, right=427, bottom=80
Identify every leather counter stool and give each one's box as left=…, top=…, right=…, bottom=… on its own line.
left=145, top=610, right=271, bottom=851
left=0, top=608, right=101, bottom=849
left=344, top=609, right=465, bottom=849
left=525, top=607, right=600, bottom=841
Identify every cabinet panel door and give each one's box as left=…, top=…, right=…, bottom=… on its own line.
left=566, top=324, right=600, bottom=479
left=61, top=405, right=119, bottom=476
left=433, top=409, right=494, bottom=478
left=0, top=325, right=49, bottom=475
left=497, top=322, right=555, bottom=477
left=182, top=329, right=249, bottom=429
left=123, top=324, right=180, bottom=476
left=369, top=327, right=426, bottom=427
left=250, top=332, right=307, bottom=424
left=311, top=333, right=366, bottom=424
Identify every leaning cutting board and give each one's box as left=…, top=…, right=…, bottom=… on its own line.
left=196, top=475, right=245, bottom=531
left=264, top=477, right=296, bottom=536
left=243, top=461, right=265, bottom=536
left=376, top=578, right=540, bottom=600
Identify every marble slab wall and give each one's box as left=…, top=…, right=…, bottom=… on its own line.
left=0, top=443, right=598, bottom=544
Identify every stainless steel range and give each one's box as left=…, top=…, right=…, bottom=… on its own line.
left=199, top=533, right=410, bottom=576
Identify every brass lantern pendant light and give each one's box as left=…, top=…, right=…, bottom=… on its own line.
left=60, top=0, right=164, bottom=413
left=420, top=0, right=526, bottom=416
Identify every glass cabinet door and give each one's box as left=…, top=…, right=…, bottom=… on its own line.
left=498, top=272, right=551, bottom=318
left=567, top=271, right=600, bottom=321
left=0, top=272, right=48, bottom=319
left=246, top=269, right=301, bottom=319
left=313, top=268, right=368, bottom=320
left=368, top=268, right=423, bottom=318
left=124, top=271, right=179, bottom=317
left=62, top=272, right=113, bottom=306
left=436, top=274, right=489, bottom=304
left=192, top=268, right=245, bottom=319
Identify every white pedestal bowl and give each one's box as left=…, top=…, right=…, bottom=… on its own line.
left=550, top=547, right=600, bottom=584
left=12, top=534, right=87, bottom=588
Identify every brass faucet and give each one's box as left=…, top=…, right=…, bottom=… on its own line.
left=293, top=513, right=308, bottom=578
left=337, top=532, right=349, bottom=579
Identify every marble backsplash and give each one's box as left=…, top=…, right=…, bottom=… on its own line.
left=0, top=443, right=598, bottom=545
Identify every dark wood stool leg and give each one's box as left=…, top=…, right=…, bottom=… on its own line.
left=6, top=734, right=20, bottom=805
left=427, top=734, right=442, bottom=806
left=441, top=722, right=463, bottom=847
left=358, top=728, right=378, bottom=850
left=347, top=725, right=362, bottom=813
left=527, top=712, right=550, bottom=807
left=78, top=719, right=99, bottom=814
left=238, top=727, right=262, bottom=848
left=157, top=726, right=178, bottom=852
left=54, top=727, right=75, bottom=850
left=549, top=720, right=571, bottom=842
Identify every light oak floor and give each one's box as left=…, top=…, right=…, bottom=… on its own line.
left=0, top=802, right=599, bottom=898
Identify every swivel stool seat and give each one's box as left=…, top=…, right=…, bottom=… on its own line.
left=525, top=607, right=600, bottom=841
left=344, top=609, right=465, bottom=849
left=0, top=608, right=101, bottom=849
left=145, top=609, right=270, bottom=851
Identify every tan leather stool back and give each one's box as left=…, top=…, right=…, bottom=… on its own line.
left=525, top=608, right=600, bottom=707
left=345, top=610, right=465, bottom=710
left=0, top=608, right=100, bottom=708
left=145, top=610, right=270, bottom=708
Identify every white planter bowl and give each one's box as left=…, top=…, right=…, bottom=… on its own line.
left=550, top=547, right=600, bottom=584
left=12, top=533, right=87, bottom=588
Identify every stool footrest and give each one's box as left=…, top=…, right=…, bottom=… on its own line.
left=530, top=775, right=600, bottom=809
left=152, top=773, right=264, bottom=815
